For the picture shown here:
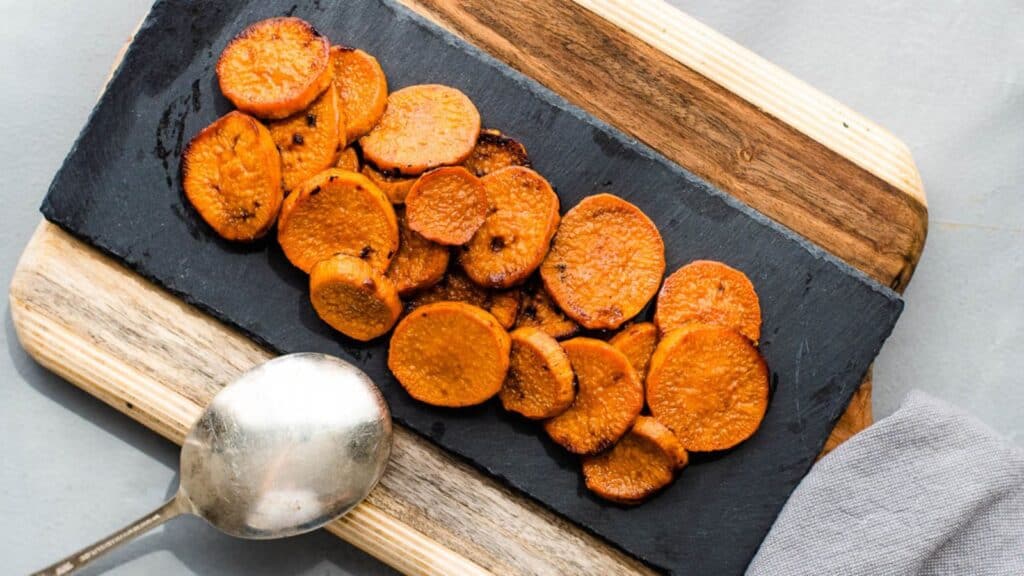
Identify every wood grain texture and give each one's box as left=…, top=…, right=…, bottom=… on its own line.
left=11, top=222, right=652, bottom=576
left=12, top=1, right=926, bottom=573
left=402, top=0, right=927, bottom=290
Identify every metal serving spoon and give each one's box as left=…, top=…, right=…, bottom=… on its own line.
left=34, top=353, right=392, bottom=576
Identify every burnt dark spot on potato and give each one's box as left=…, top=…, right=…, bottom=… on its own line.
left=306, top=113, right=317, bottom=127
left=310, top=186, right=321, bottom=196
left=329, top=175, right=337, bottom=182
left=362, top=278, right=376, bottom=290
left=386, top=250, right=395, bottom=259
left=490, top=236, right=506, bottom=252
left=555, top=263, right=567, bottom=273
left=360, top=246, right=374, bottom=259
left=292, top=133, right=304, bottom=145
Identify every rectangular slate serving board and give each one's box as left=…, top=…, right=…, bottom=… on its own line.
left=41, top=0, right=903, bottom=573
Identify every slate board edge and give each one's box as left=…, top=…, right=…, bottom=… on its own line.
left=36, top=0, right=904, bottom=573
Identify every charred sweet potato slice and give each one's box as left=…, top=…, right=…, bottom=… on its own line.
left=647, top=325, right=769, bottom=452
left=499, top=327, right=575, bottom=419
left=406, top=268, right=520, bottom=329
left=460, top=166, right=560, bottom=288
left=609, top=322, right=659, bottom=381
left=268, top=83, right=346, bottom=194
left=182, top=111, right=283, bottom=241
left=514, top=277, right=579, bottom=339
left=463, top=129, right=530, bottom=177
left=360, top=84, right=480, bottom=175
left=544, top=338, right=643, bottom=455
left=406, top=166, right=488, bottom=245
left=582, top=416, right=688, bottom=504
left=277, top=168, right=398, bottom=273
left=541, top=194, right=665, bottom=330
left=330, top=46, right=388, bottom=142
left=389, top=301, right=511, bottom=407
left=654, top=260, right=762, bottom=342
left=335, top=146, right=361, bottom=172
left=217, top=17, right=332, bottom=119
left=386, top=208, right=450, bottom=296
left=309, top=253, right=401, bottom=341
left=362, top=164, right=416, bottom=204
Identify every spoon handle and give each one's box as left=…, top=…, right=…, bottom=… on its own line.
left=31, top=495, right=187, bottom=576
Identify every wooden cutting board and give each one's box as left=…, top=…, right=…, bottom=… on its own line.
left=10, top=1, right=926, bottom=574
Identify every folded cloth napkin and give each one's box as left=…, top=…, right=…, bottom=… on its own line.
left=748, top=391, right=1024, bottom=576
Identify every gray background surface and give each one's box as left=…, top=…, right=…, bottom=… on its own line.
left=1, top=1, right=1021, bottom=574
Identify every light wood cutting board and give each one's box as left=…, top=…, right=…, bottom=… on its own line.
left=10, top=1, right=926, bottom=574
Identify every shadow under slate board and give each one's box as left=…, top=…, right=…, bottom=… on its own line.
left=41, top=0, right=902, bottom=573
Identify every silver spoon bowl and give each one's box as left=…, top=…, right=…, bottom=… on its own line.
left=34, top=353, right=392, bottom=575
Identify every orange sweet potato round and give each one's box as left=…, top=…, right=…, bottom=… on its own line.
left=335, top=146, right=361, bottom=172
left=330, top=46, right=389, bottom=141
left=362, top=163, right=416, bottom=204
left=609, top=322, right=659, bottom=381
left=405, top=166, right=488, bottom=245
left=460, top=166, right=560, bottom=288
left=406, top=268, right=520, bottom=329
left=655, top=260, right=762, bottom=342
left=499, top=327, right=575, bottom=419
left=182, top=111, right=283, bottom=241
left=386, top=208, right=450, bottom=296
left=217, top=17, right=332, bottom=119
left=360, top=84, right=480, bottom=175
left=277, top=168, right=398, bottom=273
left=541, top=194, right=665, bottom=330
left=514, top=277, right=579, bottom=339
left=268, top=82, right=346, bottom=194
left=544, top=338, right=643, bottom=455
left=309, top=253, right=401, bottom=341
left=582, top=416, right=687, bottom=504
left=646, top=325, right=769, bottom=452
left=389, top=301, right=511, bottom=407
left=463, top=129, right=530, bottom=177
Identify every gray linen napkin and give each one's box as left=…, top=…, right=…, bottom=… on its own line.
left=747, top=391, right=1024, bottom=575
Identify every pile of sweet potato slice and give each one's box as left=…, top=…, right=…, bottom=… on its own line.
left=182, top=17, right=770, bottom=504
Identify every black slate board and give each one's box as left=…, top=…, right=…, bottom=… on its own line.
left=41, top=1, right=902, bottom=573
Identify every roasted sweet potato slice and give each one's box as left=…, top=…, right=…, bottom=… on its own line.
left=463, top=129, right=530, bottom=177
left=268, top=83, right=346, bottom=194
left=389, top=301, right=511, bottom=407
left=362, top=164, right=416, bottom=204
left=541, top=194, right=665, bottom=330
left=309, top=253, right=401, bottom=341
left=182, top=111, right=283, bottom=241
left=609, top=322, right=659, bottom=381
left=499, top=327, right=575, bottom=419
left=335, top=146, right=361, bottom=171
left=217, top=17, right=332, bottom=119
left=544, top=338, right=643, bottom=455
left=582, top=416, right=687, bottom=504
left=655, top=260, right=762, bottom=342
left=360, top=84, right=480, bottom=175
left=406, top=268, right=520, bottom=329
left=406, top=166, right=488, bottom=245
left=386, top=208, right=449, bottom=296
left=514, top=276, right=579, bottom=339
left=647, top=325, right=769, bottom=452
left=277, top=168, right=398, bottom=273
left=330, top=46, right=388, bottom=142
left=460, top=167, right=560, bottom=288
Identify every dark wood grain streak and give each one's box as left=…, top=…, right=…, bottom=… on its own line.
left=402, top=0, right=927, bottom=290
